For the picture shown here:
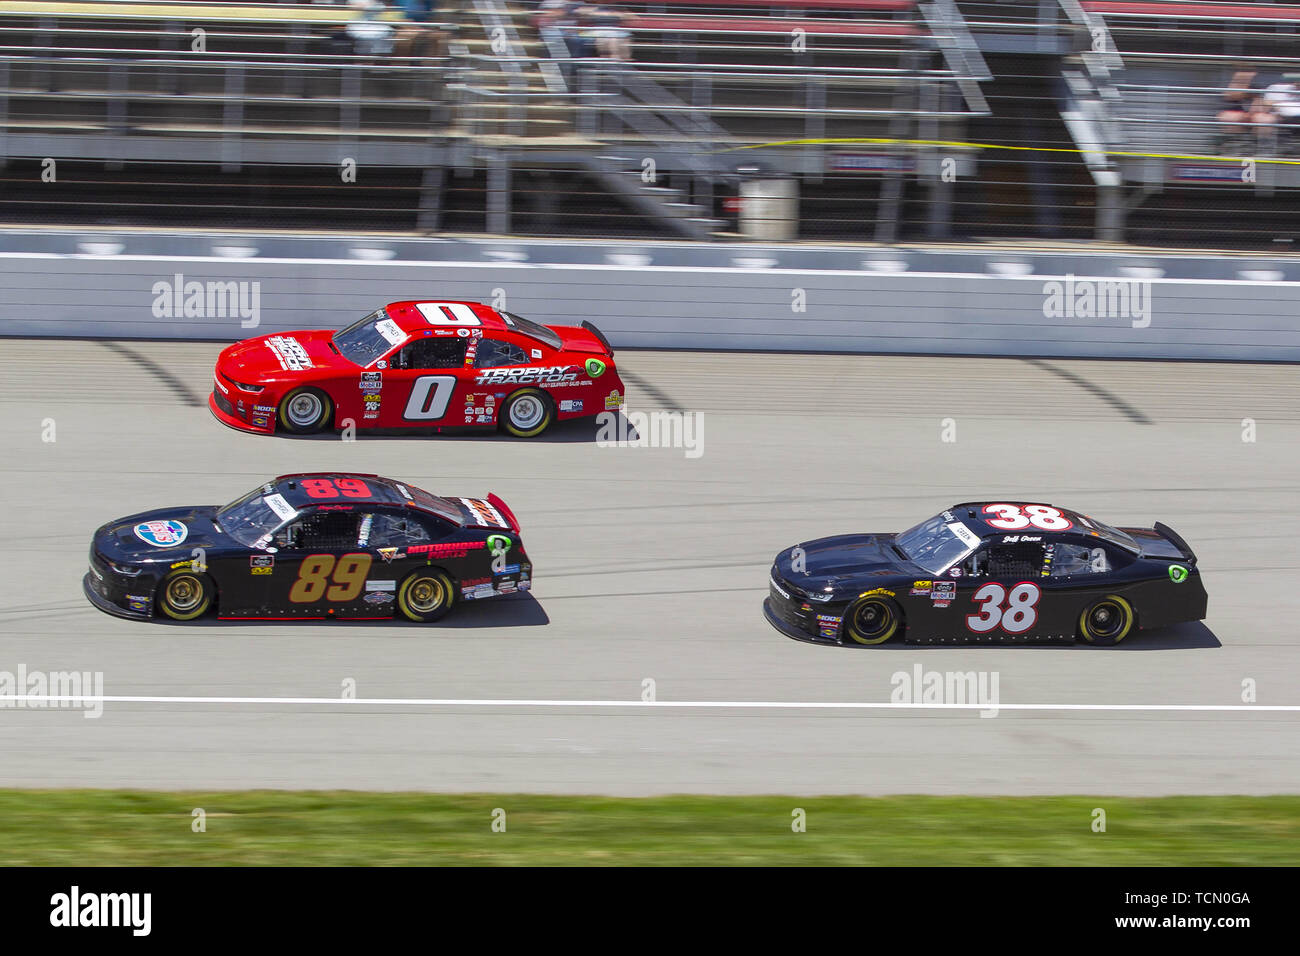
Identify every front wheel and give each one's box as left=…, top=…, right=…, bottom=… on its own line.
left=500, top=388, right=554, bottom=438
left=843, top=595, right=902, bottom=645
left=1078, top=595, right=1135, bottom=646
left=396, top=569, right=456, bottom=623
left=278, top=387, right=333, bottom=434
left=157, top=570, right=215, bottom=621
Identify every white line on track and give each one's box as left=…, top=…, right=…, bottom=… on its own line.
left=2, top=696, right=1299, bottom=712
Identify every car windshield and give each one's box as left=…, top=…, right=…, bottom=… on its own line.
left=895, top=512, right=981, bottom=574
left=332, top=308, right=406, bottom=367
left=499, top=310, right=562, bottom=350
left=216, top=484, right=298, bottom=548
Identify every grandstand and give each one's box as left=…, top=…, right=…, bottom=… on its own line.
left=0, top=0, right=1295, bottom=245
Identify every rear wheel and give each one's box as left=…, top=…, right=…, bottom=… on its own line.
left=843, top=595, right=902, bottom=645
left=158, top=570, right=214, bottom=621
left=278, top=387, right=332, bottom=434
left=396, top=569, right=456, bottom=623
left=1078, top=595, right=1135, bottom=646
left=500, top=388, right=554, bottom=438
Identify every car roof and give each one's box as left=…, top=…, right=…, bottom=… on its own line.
left=947, top=502, right=1099, bottom=541
left=383, top=301, right=508, bottom=336
left=269, top=473, right=464, bottom=525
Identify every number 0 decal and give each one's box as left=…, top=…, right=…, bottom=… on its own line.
left=416, top=302, right=481, bottom=327
left=403, top=375, right=457, bottom=422
left=966, top=582, right=1041, bottom=634
left=982, top=504, right=1073, bottom=531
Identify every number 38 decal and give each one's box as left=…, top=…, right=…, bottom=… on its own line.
left=982, top=504, right=1073, bottom=531
left=966, top=582, right=1041, bottom=634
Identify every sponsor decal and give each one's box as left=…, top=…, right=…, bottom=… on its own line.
left=407, top=541, right=486, bottom=556
left=359, top=372, right=383, bottom=390
left=910, top=580, right=933, bottom=596
left=364, top=591, right=394, bottom=605
left=376, top=360, right=387, bottom=369
left=559, top=399, right=584, bottom=413
left=486, top=534, right=512, bottom=555
left=946, top=522, right=981, bottom=550
left=816, top=614, right=842, bottom=624
left=859, top=588, right=895, bottom=598
left=474, top=366, right=580, bottom=387
left=251, top=415, right=269, bottom=427
left=364, top=579, right=396, bottom=591
left=585, top=358, right=607, bottom=378
left=266, top=335, right=312, bottom=372
left=1169, top=564, right=1189, bottom=583
left=1002, top=535, right=1041, bottom=543
left=460, top=498, right=509, bottom=529
left=250, top=555, right=274, bottom=575
left=604, top=390, right=624, bottom=410
left=263, top=494, right=297, bottom=522
left=769, top=575, right=790, bottom=600
left=462, top=582, right=495, bottom=600
left=396, top=484, right=412, bottom=500
left=930, top=581, right=955, bottom=607
left=530, top=348, right=542, bottom=360
left=126, top=594, right=150, bottom=612
left=133, top=520, right=188, bottom=547
left=492, top=563, right=521, bottom=576
left=215, top=377, right=229, bottom=394
left=375, top=318, right=405, bottom=346
left=376, top=547, right=403, bottom=563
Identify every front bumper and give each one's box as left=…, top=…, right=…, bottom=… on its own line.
left=83, top=572, right=151, bottom=621
left=208, top=389, right=274, bottom=434
left=763, top=597, right=845, bottom=646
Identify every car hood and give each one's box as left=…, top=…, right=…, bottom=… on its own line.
left=94, top=506, right=231, bottom=564
left=217, top=330, right=353, bottom=382
left=773, top=533, right=914, bottom=597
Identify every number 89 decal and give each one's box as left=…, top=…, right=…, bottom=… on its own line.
left=966, top=582, right=1041, bottom=634
left=288, top=553, right=373, bottom=604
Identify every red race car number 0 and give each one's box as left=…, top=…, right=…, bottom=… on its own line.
left=417, top=302, right=480, bottom=327
left=982, top=504, right=1072, bottom=531
left=966, top=582, right=1041, bottom=634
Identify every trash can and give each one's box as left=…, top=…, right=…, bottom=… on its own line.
left=739, top=173, right=799, bottom=241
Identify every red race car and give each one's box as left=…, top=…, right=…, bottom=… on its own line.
left=209, top=301, right=625, bottom=438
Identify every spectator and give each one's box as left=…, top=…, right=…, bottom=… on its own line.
left=1263, top=78, right=1300, bottom=151
left=346, top=0, right=396, bottom=59
left=394, top=0, right=441, bottom=64
left=1216, top=69, right=1272, bottom=150
left=578, top=5, right=633, bottom=62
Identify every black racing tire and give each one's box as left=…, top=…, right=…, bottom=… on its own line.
left=843, top=595, right=903, bottom=646
left=1078, top=595, right=1135, bottom=646
left=277, top=387, right=333, bottom=434
left=500, top=388, right=554, bottom=438
left=396, top=568, right=456, bottom=623
left=157, top=569, right=215, bottom=621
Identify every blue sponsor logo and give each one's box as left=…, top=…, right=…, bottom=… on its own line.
left=133, top=520, right=188, bottom=548
left=493, top=564, right=520, bottom=576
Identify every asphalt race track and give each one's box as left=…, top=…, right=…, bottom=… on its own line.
left=1, top=339, right=1297, bottom=795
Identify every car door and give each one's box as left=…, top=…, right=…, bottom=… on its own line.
left=268, top=506, right=375, bottom=618
left=952, top=538, right=1073, bottom=640
left=379, top=334, right=470, bottom=428
left=462, top=337, right=531, bottom=426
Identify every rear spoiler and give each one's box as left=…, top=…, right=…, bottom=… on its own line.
left=1154, top=521, right=1196, bottom=564
left=581, top=320, right=614, bottom=357
left=487, top=493, right=521, bottom=532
